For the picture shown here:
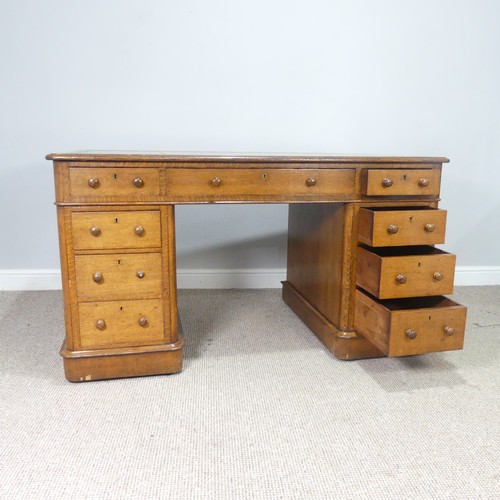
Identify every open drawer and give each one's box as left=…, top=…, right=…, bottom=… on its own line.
left=358, top=207, right=447, bottom=247
left=354, top=290, right=467, bottom=356
left=356, top=245, right=456, bottom=299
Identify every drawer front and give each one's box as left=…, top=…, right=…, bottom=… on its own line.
left=75, top=253, right=162, bottom=301
left=165, top=168, right=355, bottom=198
left=355, top=290, right=466, bottom=356
left=364, top=169, right=441, bottom=196
left=71, top=211, right=161, bottom=250
left=78, top=299, right=164, bottom=349
left=356, top=246, right=456, bottom=299
left=69, top=167, right=160, bottom=199
left=358, top=208, right=447, bottom=247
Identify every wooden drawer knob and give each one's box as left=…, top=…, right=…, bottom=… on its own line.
left=138, top=316, right=148, bottom=327
left=418, top=178, right=430, bottom=187
left=433, top=272, right=443, bottom=281
left=136, top=270, right=145, bottom=279
left=396, top=274, right=407, bottom=284
left=424, top=223, right=436, bottom=232
left=387, top=224, right=399, bottom=234
left=90, top=226, right=101, bottom=237
left=444, top=326, right=455, bottom=336
left=381, top=178, right=393, bottom=188
left=134, top=225, right=145, bottom=236
left=305, top=177, right=317, bottom=187
left=210, top=177, right=222, bottom=187
left=405, top=329, right=417, bottom=339
left=87, top=177, right=100, bottom=188
left=133, top=177, right=144, bottom=188
left=95, top=319, right=106, bottom=330
left=92, top=272, right=103, bottom=283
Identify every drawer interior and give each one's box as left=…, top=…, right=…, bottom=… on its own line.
left=359, top=245, right=447, bottom=257
left=374, top=295, right=460, bottom=311
left=363, top=206, right=438, bottom=212
left=354, top=290, right=466, bottom=356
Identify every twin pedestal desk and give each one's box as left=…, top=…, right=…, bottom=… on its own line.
left=47, top=152, right=467, bottom=382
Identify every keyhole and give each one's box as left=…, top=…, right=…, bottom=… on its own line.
left=117, top=259, right=121, bottom=265
left=115, top=218, right=119, bottom=223
left=409, top=216, right=413, bottom=222
left=261, top=172, right=268, bottom=181
left=403, top=174, right=407, bottom=180
left=120, top=306, right=123, bottom=311
left=113, top=173, right=118, bottom=179
left=418, top=262, right=421, bottom=267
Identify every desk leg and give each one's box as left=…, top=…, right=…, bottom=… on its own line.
left=283, top=203, right=383, bottom=360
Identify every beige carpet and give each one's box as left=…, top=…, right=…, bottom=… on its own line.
left=0, top=287, right=498, bottom=499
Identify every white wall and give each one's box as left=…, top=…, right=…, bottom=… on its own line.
left=1, top=0, right=499, bottom=288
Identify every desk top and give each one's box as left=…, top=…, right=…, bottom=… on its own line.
left=46, top=151, right=450, bottom=164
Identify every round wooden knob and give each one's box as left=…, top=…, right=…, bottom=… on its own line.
left=444, top=326, right=455, bottom=336
left=424, top=223, right=436, bottom=232
left=90, top=226, right=101, bottom=237
left=138, top=316, right=148, bottom=327
left=418, top=178, right=430, bottom=187
left=93, top=272, right=103, bottom=283
left=433, top=272, right=443, bottom=281
left=136, top=270, right=145, bottom=279
left=95, top=319, right=106, bottom=330
left=133, top=177, right=144, bottom=188
left=381, top=178, right=393, bottom=188
left=134, top=225, right=145, bottom=236
left=387, top=224, right=399, bottom=234
left=210, top=177, right=222, bottom=187
left=305, top=177, right=317, bottom=187
left=405, top=329, right=417, bottom=339
left=87, top=177, right=99, bottom=188
left=396, top=274, right=407, bottom=284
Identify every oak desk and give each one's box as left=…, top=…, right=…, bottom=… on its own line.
left=47, top=152, right=467, bottom=382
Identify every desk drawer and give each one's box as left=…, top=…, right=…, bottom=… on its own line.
left=364, top=169, right=441, bottom=196
left=75, top=253, right=162, bottom=301
left=71, top=211, right=161, bottom=250
left=358, top=207, right=447, bottom=247
left=69, top=167, right=160, bottom=199
left=356, top=245, right=455, bottom=299
left=355, top=290, right=466, bottom=356
left=78, top=299, right=164, bottom=349
left=165, top=168, right=355, bottom=198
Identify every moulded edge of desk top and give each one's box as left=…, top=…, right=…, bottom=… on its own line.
left=46, top=151, right=450, bottom=164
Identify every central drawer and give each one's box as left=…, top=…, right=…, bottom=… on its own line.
left=75, top=253, right=163, bottom=301
left=356, top=245, right=456, bottom=299
left=165, top=168, right=355, bottom=198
